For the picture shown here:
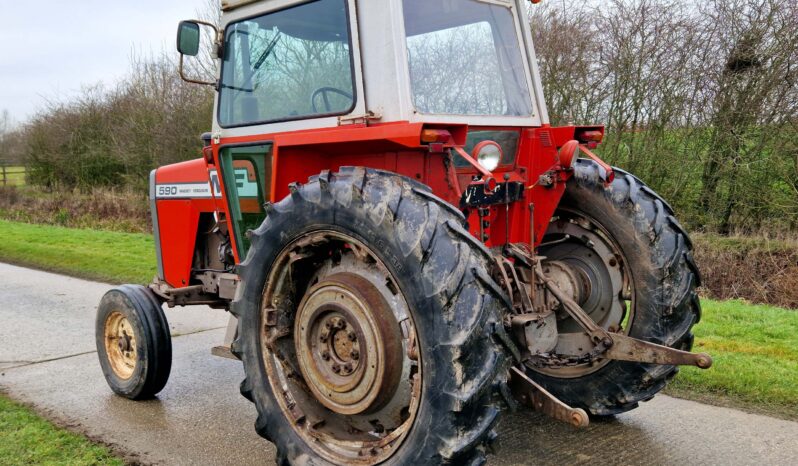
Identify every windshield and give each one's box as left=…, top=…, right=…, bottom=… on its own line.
left=218, top=0, right=355, bottom=127
left=402, top=0, right=533, bottom=117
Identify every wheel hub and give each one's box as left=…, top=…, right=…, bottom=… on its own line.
left=262, top=231, right=420, bottom=464
left=533, top=210, right=629, bottom=378
left=295, top=272, right=403, bottom=416
left=543, top=260, right=592, bottom=310
left=104, top=311, right=137, bottom=380
left=540, top=214, right=625, bottom=333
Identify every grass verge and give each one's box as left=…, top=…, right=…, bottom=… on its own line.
left=0, top=220, right=794, bottom=420
left=0, top=394, right=123, bottom=465
left=666, top=299, right=798, bottom=420
left=0, top=219, right=155, bottom=284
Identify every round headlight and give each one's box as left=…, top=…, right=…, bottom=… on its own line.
left=472, top=141, right=503, bottom=172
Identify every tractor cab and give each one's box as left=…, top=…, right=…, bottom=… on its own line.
left=169, top=0, right=588, bottom=269
left=95, top=1, right=711, bottom=465
left=205, top=0, right=546, bottom=135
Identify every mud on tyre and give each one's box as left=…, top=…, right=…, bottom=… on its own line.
left=231, top=168, right=510, bottom=465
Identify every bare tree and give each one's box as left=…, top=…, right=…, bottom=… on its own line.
left=697, top=0, right=798, bottom=233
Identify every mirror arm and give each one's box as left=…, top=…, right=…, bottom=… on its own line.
left=191, top=19, right=224, bottom=49
left=186, top=19, right=220, bottom=36
left=179, top=54, right=218, bottom=87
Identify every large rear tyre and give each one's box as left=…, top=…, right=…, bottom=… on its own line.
left=232, top=168, right=510, bottom=465
left=96, top=285, right=172, bottom=400
left=526, top=159, right=701, bottom=415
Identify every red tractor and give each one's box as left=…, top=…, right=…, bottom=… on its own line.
left=96, top=0, right=711, bottom=464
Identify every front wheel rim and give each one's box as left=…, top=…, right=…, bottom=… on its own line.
left=104, top=311, right=137, bottom=380
left=260, top=230, right=421, bottom=464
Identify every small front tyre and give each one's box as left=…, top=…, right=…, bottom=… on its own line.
left=96, top=285, right=172, bottom=400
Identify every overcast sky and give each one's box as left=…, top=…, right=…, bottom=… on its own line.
left=0, top=0, right=206, bottom=126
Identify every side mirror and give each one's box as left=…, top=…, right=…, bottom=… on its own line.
left=177, top=21, right=201, bottom=56
left=176, top=19, right=219, bottom=86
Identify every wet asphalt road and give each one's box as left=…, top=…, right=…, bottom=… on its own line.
left=1, top=262, right=797, bottom=466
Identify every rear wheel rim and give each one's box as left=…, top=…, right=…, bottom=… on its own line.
left=260, top=230, right=421, bottom=464
left=104, top=311, right=137, bottom=380
left=532, top=208, right=634, bottom=378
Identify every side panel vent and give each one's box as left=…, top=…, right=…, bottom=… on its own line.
left=539, top=130, right=553, bottom=148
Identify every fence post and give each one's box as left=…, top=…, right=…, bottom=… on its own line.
left=1, top=160, right=6, bottom=187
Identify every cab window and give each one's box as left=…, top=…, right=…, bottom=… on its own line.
left=402, top=0, right=533, bottom=117
left=219, top=0, right=356, bottom=127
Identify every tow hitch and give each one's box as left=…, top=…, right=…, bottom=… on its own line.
left=534, top=262, right=713, bottom=369
left=508, top=254, right=712, bottom=428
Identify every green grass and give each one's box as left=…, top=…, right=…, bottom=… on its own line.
left=667, top=299, right=798, bottom=419
left=0, top=219, right=155, bottom=284
left=0, top=394, right=123, bottom=465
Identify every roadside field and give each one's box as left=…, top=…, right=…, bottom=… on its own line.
left=0, top=394, right=123, bottom=465
left=1, top=167, right=26, bottom=186
left=2, top=187, right=796, bottom=308
left=0, top=220, right=794, bottom=419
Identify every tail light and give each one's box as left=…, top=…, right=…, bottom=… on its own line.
left=576, top=129, right=604, bottom=149
left=421, top=129, right=452, bottom=144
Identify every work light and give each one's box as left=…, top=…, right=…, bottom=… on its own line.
left=473, top=141, right=503, bottom=172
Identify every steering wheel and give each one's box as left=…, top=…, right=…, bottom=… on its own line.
left=310, top=87, right=353, bottom=113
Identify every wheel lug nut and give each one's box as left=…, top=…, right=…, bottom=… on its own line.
left=325, top=321, right=333, bottom=329
left=344, top=363, right=353, bottom=373
left=350, top=350, right=359, bottom=360
left=321, top=350, right=331, bottom=361
left=332, top=363, right=341, bottom=373
left=348, top=331, right=357, bottom=342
